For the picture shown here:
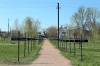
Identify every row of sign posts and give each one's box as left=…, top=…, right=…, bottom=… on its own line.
left=11, top=31, right=43, bottom=62
left=53, top=34, right=88, bottom=61
left=11, top=31, right=88, bottom=62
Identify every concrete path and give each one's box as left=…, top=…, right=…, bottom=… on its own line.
left=30, top=39, right=72, bottom=66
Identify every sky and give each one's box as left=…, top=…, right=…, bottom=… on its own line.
left=0, top=0, right=100, bottom=31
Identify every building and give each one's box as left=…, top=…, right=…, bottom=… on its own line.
left=58, top=26, right=74, bottom=39
left=0, top=31, right=8, bottom=38
left=38, top=32, right=45, bottom=39
left=59, top=26, right=67, bottom=39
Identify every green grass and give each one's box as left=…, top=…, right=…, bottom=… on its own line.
left=0, top=38, right=44, bottom=65
left=0, top=38, right=11, bottom=43
left=49, top=40, right=100, bottom=66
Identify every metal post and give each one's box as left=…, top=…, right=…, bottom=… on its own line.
left=64, top=40, right=66, bottom=50
left=18, top=31, right=20, bottom=62
left=69, top=31, right=71, bottom=54
left=81, top=34, right=83, bottom=61
left=74, top=34, right=76, bottom=56
left=24, top=33, right=26, bottom=57
left=31, top=35, right=32, bottom=51
left=61, top=39, right=62, bottom=49
left=66, top=39, right=67, bottom=51
left=70, top=41, right=71, bottom=54
left=62, top=39, right=64, bottom=49
left=28, top=34, right=29, bottom=53
left=33, top=36, right=34, bottom=49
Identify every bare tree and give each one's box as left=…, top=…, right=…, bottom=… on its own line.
left=85, top=7, right=100, bottom=42
left=12, top=19, right=19, bottom=37
left=71, top=6, right=100, bottom=43
left=85, top=7, right=100, bottom=29
left=46, top=26, right=57, bottom=38
left=78, top=6, right=87, bottom=38
left=14, top=19, right=19, bottom=31
left=91, top=7, right=100, bottom=28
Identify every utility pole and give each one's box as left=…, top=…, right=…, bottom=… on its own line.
left=57, top=3, right=61, bottom=48
left=10, top=26, right=11, bottom=32
left=0, top=28, right=1, bottom=37
left=8, top=19, right=9, bottom=38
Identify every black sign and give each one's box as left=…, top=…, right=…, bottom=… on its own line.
left=11, top=37, right=42, bottom=41
left=59, top=39, right=88, bottom=42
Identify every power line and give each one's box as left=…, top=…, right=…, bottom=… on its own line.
left=0, top=1, right=100, bottom=8
left=1, top=1, right=100, bottom=6
left=0, top=1, right=100, bottom=4
left=1, top=5, right=100, bottom=9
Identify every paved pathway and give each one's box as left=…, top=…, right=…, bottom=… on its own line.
left=30, top=39, right=72, bottom=66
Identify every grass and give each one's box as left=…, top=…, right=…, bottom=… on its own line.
left=0, top=38, right=44, bottom=65
left=49, top=39, right=100, bottom=66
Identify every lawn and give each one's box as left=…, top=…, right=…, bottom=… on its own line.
left=0, top=38, right=43, bottom=65
left=50, top=39, right=100, bottom=66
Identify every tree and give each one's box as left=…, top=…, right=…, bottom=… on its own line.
left=70, top=12, right=81, bottom=28
left=85, top=7, right=100, bottom=42
left=78, top=6, right=86, bottom=38
left=46, top=26, right=57, bottom=38
left=24, top=17, right=41, bottom=38
left=70, top=6, right=86, bottom=39
left=18, top=24, right=24, bottom=35
left=12, top=19, right=19, bottom=37
left=85, top=7, right=100, bottom=29
left=14, top=19, right=19, bottom=31
left=70, top=6, right=100, bottom=40
left=11, top=30, right=18, bottom=37
left=32, top=19, right=40, bottom=38
left=24, top=17, right=33, bottom=37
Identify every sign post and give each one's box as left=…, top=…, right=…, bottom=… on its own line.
left=58, top=36, right=88, bottom=61
left=74, top=35, right=76, bottom=56
left=80, top=34, right=83, bottom=61
left=31, top=35, right=32, bottom=51
left=24, top=33, right=26, bottom=57
left=18, top=31, right=20, bottom=62
left=28, top=34, right=29, bottom=54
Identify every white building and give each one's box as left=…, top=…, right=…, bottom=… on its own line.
left=57, top=26, right=74, bottom=39
left=59, top=26, right=67, bottom=39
